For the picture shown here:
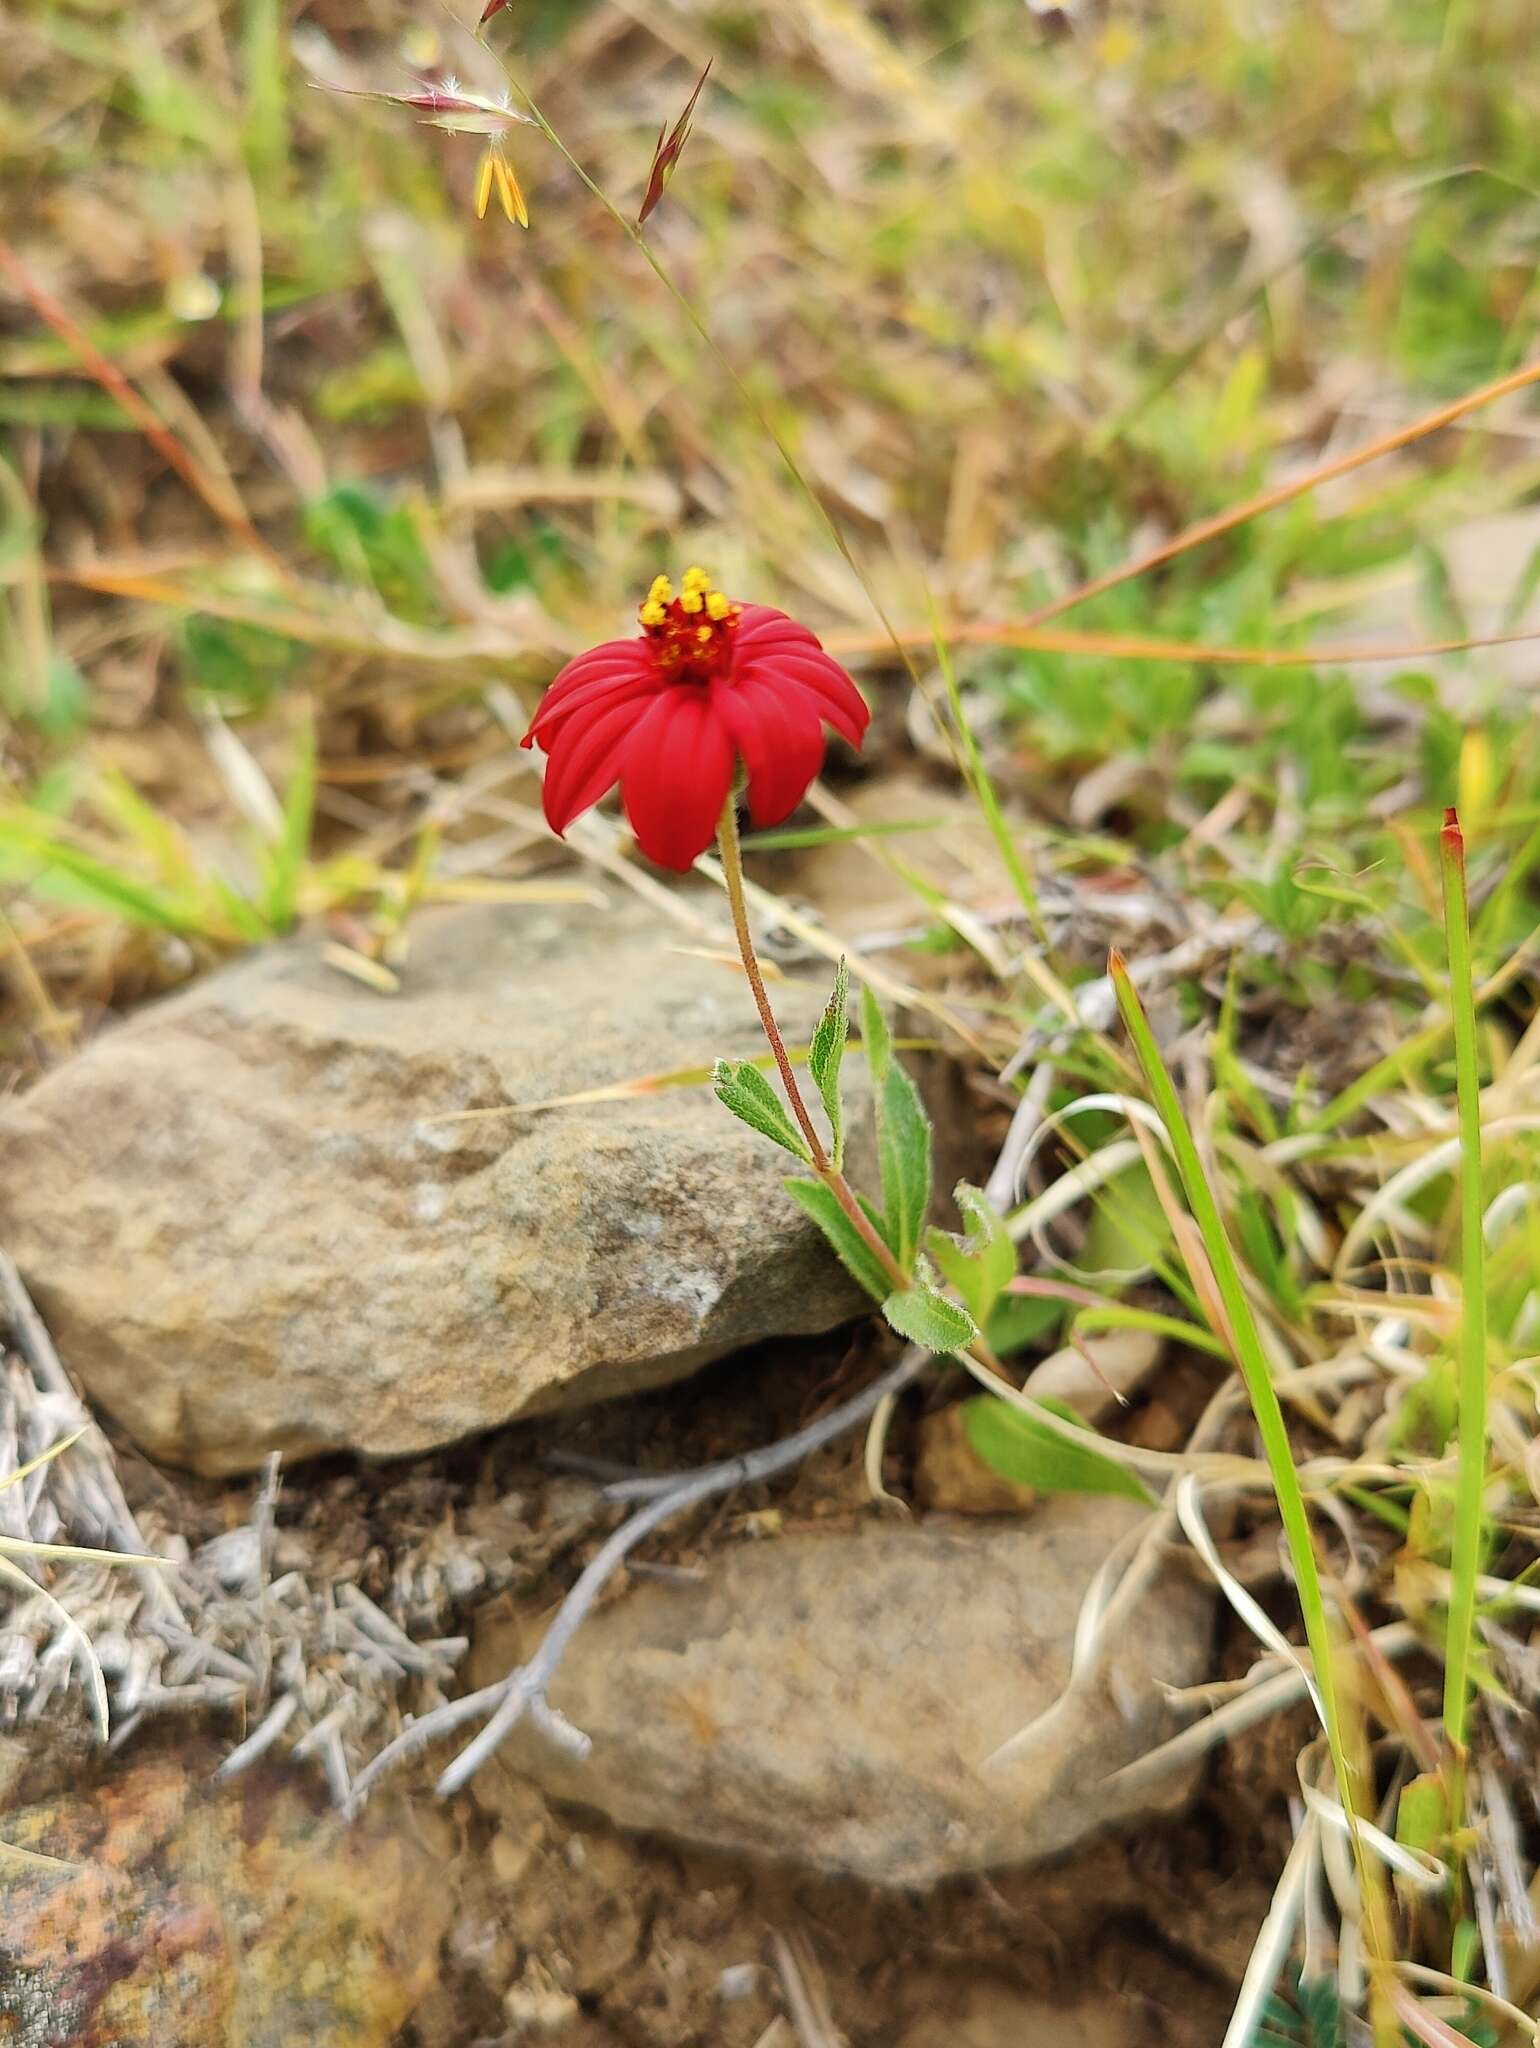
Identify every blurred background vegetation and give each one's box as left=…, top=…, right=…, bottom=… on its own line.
left=2, top=0, right=1539, bottom=1059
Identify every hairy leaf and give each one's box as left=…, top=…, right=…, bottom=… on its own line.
left=882, top=1281, right=976, bottom=1353
left=877, top=1062, right=932, bottom=1269
left=925, top=1182, right=1015, bottom=1325
left=783, top=1177, right=890, bottom=1301
left=713, top=1059, right=812, bottom=1163
left=859, top=983, right=891, bottom=1083
left=963, top=1395, right=1152, bottom=1504
left=808, top=956, right=850, bottom=1168
left=861, top=986, right=930, bottom=1269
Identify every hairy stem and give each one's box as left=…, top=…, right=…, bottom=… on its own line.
left=715, top=798, right=911, bottom=1295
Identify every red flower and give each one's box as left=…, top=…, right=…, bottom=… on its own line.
left=521, top=568, right=869, bottom=870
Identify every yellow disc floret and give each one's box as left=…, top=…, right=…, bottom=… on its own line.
left=639, top=567, right=739, bottom=645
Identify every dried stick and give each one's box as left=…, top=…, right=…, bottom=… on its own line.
left=0, top=233, right=277, bottom=567
left=351, top=1344, right=930, bottom=1806
left=602, top=1343, right=932, bottom=1505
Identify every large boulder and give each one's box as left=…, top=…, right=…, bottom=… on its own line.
left=0, top=901, right=865, bottom=1475
left=474, top=1498, right=1214, bottom=1885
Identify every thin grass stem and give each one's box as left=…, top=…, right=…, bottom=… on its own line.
left=1439, top=809, right=1488, bottom=1772
left=1109, top=950, right=1396, bottom=2031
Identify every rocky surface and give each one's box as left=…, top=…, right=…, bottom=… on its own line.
left=0, top=1749, right=452, bottom=2048
left=0, top=900, right=869, bottom=1475
left=474, top=1497, right=1214, bottom=1885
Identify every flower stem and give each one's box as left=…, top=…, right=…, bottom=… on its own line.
left=715, top=799, right=910, bottom=1296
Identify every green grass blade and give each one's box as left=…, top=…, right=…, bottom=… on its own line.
left=1439, top=809, right=1487, bottom=1760
left=0, top=813, right=201, bottom=933
left=1109, top=952, right=1367, bottom=1840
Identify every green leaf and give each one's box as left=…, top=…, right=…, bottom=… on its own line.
left=1394, top=1772, right=1449, bottom=1862
left=876, top=1061, right=932, bottom=1269
left=808, top=956, right=849, bottom=1169
left=882, top=1282, right=977, bottom=1353
left=963, top=1395, right=1152, bottom=1504
left=738, top=816, right=946, bottom=852
left=925, top=1183, right=1015, bottom=1325
left=783, top=1178, right=890, bottom=1300
left=177, top=615, right=303, bottom=712
left=714, top=1060, right=813, bottom=1163
left=0, top=813, right=199, bottom=933
left=302, top=481, right=440, bottom=624
left=862, top=987, right=930, bottom=1268
left=985, top=1291, right=1062, bottom=1356
left=859, top=984, right=892, bottom=1083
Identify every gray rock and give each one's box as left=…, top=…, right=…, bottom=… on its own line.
left=0, top=901, right=866, bottom=1475
left=476, top=1499, right=1214, bottom=1884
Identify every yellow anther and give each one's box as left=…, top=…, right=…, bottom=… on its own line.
left=647, top=574, right=674, bottom=605
left=696, top=624, right=713, bottom=644
left=638, top=599, right=666, bottom=627
left=705, top=590, right=731, bottom=620
left=681, top=565, right=711, bottom=592
left=679, top=589, right=704, bottom=615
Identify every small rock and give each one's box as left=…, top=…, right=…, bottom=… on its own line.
left=0, top=902, right=868, bottom=1474
left=474, top=1499, right=1212, bottom=1885
left=896, top=1983, right=1157, bottom=2048
left=0, top=1748, right=452, bottom=2047
left=913, top=1403, right=1035, bottom=1515
left=1024, top=1328, right=1164, bottom=1425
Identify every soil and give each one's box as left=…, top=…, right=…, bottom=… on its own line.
left=86, top=1331, right=1300, bottom=2047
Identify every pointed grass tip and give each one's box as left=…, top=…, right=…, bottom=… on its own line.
left=480, top=0, right=511, bottom=21
left=638, top=58, right=713, bottom=226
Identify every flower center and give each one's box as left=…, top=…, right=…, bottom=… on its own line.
left=638, top=567, right=741, bottom=682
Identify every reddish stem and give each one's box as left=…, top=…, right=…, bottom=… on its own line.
left=714, top=801, right=910, bottom=1296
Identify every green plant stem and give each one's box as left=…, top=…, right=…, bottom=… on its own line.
left=1110, top=950, right=1396, bottom=2028
left=1440, top=809, right=1487, bottom=1775
left=715, top=799, right=910, bottom=1295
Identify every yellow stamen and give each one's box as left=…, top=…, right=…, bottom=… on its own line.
left=647, top=574, right=674, bottom=605
left=705, top=590, right=731, bottom=620
left=639, top=599, right=667, bottom=627
left=492, top=148, right=529, bottom=229
left=696, top=624, right=713, bottom=643
left=681, top=564, right=710, bottom=587
left=679, top=589, right=704, bottom=615
left=474, top=149, right=496, bottom=221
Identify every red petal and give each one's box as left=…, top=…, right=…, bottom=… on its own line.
left=733, top=604, right=824, bottom=652
left=715, top=678, right=825, bottom=828
left=522, top=641, right=654, bottom=746
left=620, top=690, right=734, bottom=870
left=734, top=653, right=869, bottom=748
left=540, top=697, right=642, bottom=835
left=526, top=668, right=661, bottom=750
